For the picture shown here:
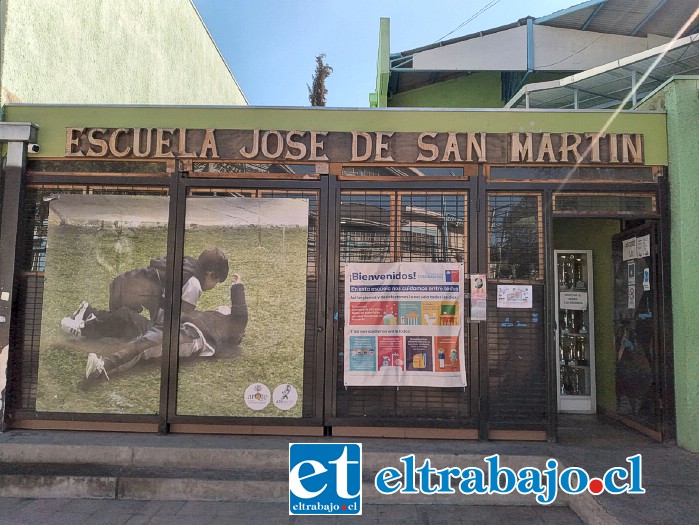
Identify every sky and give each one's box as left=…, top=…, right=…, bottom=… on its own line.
left=193, top=0, right=577, bottom=108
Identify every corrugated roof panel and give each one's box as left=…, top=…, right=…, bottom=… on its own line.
left=537, top=4, right=602, bottom=30
left=635, top=1, right=699, bottom=37
left=537, top=0, right=698, bottom=38
left=584, top=0, right=658, bottom=36
left=506, top=35, right=699, bottom=109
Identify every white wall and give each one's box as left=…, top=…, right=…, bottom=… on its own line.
left=534, top=26, right=670, bottom=71
left=410, top=24, right=671, bottom=73
left=412, top=26, right=528, bottom=71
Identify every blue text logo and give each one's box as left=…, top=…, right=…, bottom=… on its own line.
left=289, top=443, right=362, bottom=515
left=374, top=453, right=644, bottom=505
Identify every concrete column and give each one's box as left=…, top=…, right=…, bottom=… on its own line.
left=664, top=77, right=699, bottom=452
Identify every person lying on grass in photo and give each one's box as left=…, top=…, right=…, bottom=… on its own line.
left=61, top=247, right=229, bottom=341
left=84, top=274, right=248, bottom=383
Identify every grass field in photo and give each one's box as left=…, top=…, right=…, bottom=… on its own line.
left=37, top=222, right=308, bottom=418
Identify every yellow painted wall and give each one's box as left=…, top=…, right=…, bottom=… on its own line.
left=5, top=105, right=668, bottom=165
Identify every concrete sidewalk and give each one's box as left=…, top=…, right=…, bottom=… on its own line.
left=0, top=499, right=583, bottom=524
left=0, top=415, right=696, bottom=524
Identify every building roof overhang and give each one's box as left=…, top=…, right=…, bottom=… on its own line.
left=505, top=33, right=699, bottom=109
left=387, top=0, right=699, bottom=100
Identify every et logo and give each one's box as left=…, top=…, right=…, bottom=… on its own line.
left=289, top=443, right=362, bottom=515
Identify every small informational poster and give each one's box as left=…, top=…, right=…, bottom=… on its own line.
left=622, top=238, right=637, bottom=261
left=628, top=285, right=636, bottom=310
left=496, top=285, right=532, bottom=309
left=637, top=234, right=651, bottom=258
left=344, top=262, right=466, bottom=388
left=470, top=273, right=487, bottom=321
left=560, top=291, right=588, bottom=310
left=643, top=268, right=651, bottom=291
left=627, top=261, right=636, bottom=285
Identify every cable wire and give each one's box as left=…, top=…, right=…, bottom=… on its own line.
left=434, top=0, right=503, bottom=43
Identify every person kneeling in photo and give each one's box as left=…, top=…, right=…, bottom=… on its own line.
left=62, top=247, right=229, bottom=341
left=84, top=275, right=248, bottom=382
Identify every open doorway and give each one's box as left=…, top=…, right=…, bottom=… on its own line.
left=553, top=218, right=672, bottom=441
left=554, top=219, right=619, bottom=419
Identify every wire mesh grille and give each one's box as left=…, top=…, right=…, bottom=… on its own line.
left=339, top=193, right=392, bottom=267
left=8, top=180, right=561, bottom=429
left=191, top=162, right=316, bottom=175
left=489, top=166, right=656, bottom=183
left=336, top=190, right=471, bottom=425
left=486, top=193, right=546, bottom=428
left=488, top=194, right=543, bottom=281
left=27, top=160, right=167, bottom=174
left=553, top=192, right=657, bottom=216
left=487, top=285, right=547, bottom=427
left=342, top=166, right=465, bottom=177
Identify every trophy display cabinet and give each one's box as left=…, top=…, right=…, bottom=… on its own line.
left=555, top=250, right=596, bottom=414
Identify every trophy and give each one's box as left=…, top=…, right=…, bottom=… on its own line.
left=573, top=256, right=586, bottom=289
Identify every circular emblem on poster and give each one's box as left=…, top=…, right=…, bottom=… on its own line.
left=244, top=383, right=270, bottom=410
left=272, top=383, right=298, bottom=411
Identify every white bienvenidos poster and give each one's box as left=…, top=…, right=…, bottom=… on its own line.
left=344, top=262, right=466, bottom=388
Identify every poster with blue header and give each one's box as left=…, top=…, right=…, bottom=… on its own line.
left=344, top=262, right=466, bottom=387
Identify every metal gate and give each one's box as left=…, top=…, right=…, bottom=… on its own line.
left=324, top=173, right=549, bottom=440
left=7, top=161, right=554, bottom=439
left=326, top=176, right=478, bottom=437
left=6, top=162, right=330, bottom=434
left=612, top=223, right=671, bottom=440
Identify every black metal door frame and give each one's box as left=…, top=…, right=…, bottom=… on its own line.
left=611, top=222, right=664, bottom=439
left=479, top=182, right=550, bottom=440
left=153, top=167, right=332, bottom=431
left=325, top=176, right=480, bottom=433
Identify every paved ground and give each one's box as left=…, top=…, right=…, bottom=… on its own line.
left=0, top=415, right=697, bottom=524
left=0, top=499, right=583, bottom=525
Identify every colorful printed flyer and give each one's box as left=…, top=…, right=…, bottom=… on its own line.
left=496, top=285, right=532, bottom=309
left=344, top=262, right=466, bottom=387
left=470, top=273, right=487, bottom=321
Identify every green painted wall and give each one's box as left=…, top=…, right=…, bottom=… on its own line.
left=5, top=105, right=668, bottom=165
left=388, top=71, right=570, bottom=109
left=554, top=219, right=620, bottom=413
left=0, top=0, right=246, bottom=107
left=662, top=77, right=699, bottom=452
left=389, top=73, right=504, bottom=108
left=370, top=18, right=390, bottom=108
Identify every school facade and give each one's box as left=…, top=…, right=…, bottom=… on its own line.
left=1, top=0, right=699, bottom=453
left=2, top=94, right=695, bottom=449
